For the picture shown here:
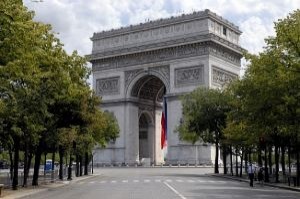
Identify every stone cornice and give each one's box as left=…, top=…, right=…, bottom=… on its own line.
left=91, top=9, right=241, bottom=41
left=91, top=41, right=242, bottom=72
left=100, top=97, right=163, bottom=107
left=88, top=33, right=243, bottom=61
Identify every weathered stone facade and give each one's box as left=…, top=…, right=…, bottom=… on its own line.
left=89, top=9, right=243, bottom=165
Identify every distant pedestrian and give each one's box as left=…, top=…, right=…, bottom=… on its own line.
left=248, top=163, right=255, bottom=187
left=257, top=167, right=264, bottom=186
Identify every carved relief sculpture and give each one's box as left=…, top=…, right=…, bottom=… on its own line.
left=212, top=66, right=238, bottom=87
left=96, top=76, right=120, bottom=95
left=175, top=65, right=204, bottom=87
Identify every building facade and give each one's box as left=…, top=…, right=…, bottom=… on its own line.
left=89, top=9, right=243, bottom=166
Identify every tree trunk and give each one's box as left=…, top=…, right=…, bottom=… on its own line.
left=59, top=146, right=64, bottom=180
left=84, top=152, right=88, bottom=175
left=297, top=147, right=300, bottom=186
left=281, top=146, right=286, bottom=175
left=76, top=155, right=79, bottom=177
left=239, top=150, right=244, bottom=177
left=51, top=151, right=55, bottom=171
left=235, top=148, right=238, bottom=177
left=12, top=137, right=20, bottom=190
left=9, top=149, right=14, bottom=181
left=23, top=143, right=28, bottom=187
left=264, top=145, right=269, bottom=182
left=23, top=150, right=33, bottom=187
left=249, top=149, right=252, bottom=163
left=275, top=144, right=279, bottom=183
left=214, top=134, right=219, bottom=174
left=268, top=145, right=272, bottom=175
left=222, top=147, right=227, bottom=174
left=79, top=156, right=83, bottom=176
left=244, top=150, right=248, bottom=174
left=68, top=153, right=73, bottom=180
left=32, top=144, right=42, bottom=186
left=44, top=153, right=47, bottom=176
left=288, top=144, right=291, bottom=174
left=258, top=147, right=262, bottom=167
left=230, top=145, right=233, bottom=176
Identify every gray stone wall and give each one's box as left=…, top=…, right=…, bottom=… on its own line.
left=90, top=9, right=243, bottom=166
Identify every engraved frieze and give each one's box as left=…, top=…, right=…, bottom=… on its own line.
left=175, top=65, right=204, bottom=87
left=212, top=66, right=238, bottom=87
left=96, top=77, right=120, bottom=95
left=93, top=43, right=209, bottom=71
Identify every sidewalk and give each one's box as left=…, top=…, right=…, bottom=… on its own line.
left=210, top=173, right=300, bottom=192
left=1, top=174, right=99, bottom=199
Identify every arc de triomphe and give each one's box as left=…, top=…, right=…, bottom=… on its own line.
left=89, top=9, right=243, bottom=166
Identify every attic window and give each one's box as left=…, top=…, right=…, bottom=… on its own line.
left=223, top=27, right=227, bottom=36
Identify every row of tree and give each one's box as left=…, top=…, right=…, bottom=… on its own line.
left=178, top=10, right=300, bottom=186
left=0, top=1, right=119, bottom=190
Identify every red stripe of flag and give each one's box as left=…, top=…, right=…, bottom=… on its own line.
left=161, top=112, right=166, bottom=149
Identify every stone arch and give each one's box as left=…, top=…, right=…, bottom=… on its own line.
left=138, top=111, right=155, bottom=162
left=138, top=110, right=154, bottom=125
left=125, top=67, right=170, bottom=99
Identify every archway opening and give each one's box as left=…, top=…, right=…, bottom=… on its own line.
left=131, top=75, right=166, bottom=164
left=139, top=113, right=150, bottom=159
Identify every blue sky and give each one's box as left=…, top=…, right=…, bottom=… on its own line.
left=23, top=0, right=299, bottom=74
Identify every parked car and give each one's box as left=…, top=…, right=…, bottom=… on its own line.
left=0, top=160, right=9, bottom=169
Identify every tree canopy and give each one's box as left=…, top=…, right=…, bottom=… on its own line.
left=0, top=0, right=119, bottom=189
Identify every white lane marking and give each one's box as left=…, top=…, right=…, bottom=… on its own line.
left=122, top=180, right=128, bottom=183
left=78, top=182, right=84, bottom=185
left=89, top=181, right=95, bottom=184
left=100, top=181, right=106, bottom=183
left=164, top=182, right=187, bottom=199
left=165, top=179, right=172, bottom=182
left=176, top=179, right=183, bottom=182
left=197, top=180, right=205, bottom=183
left=155, top=179, right=161, bottom=182
left=144, top=179, right=150, bottom=183
left=111, top=180, right=117, bottom=183
left=133, top=180, right=139, bottom=183
left=187, top=180, right=195, bottom=183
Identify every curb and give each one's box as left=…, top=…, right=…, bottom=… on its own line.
left=210, top=174, right=300, bottom=192
left=3, top=174, right=101, bottom=199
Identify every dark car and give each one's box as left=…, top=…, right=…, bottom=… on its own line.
left=0, top=160, right=9, bottom=169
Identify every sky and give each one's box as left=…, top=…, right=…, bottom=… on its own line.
left=23, top=0, right=299, bottom=74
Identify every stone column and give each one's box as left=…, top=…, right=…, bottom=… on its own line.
left=148, top=123, right=155, bottom=164
left=124, top=102, right=139, bottom=165
left=166, top=97, right=182, bottom=164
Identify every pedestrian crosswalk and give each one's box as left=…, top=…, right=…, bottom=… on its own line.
left=76, top=179, right=231, bottom=185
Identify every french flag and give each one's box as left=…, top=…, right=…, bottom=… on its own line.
left=161, top=97, right=167, bottom=149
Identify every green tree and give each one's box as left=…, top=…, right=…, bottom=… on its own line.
left=225, top=10, right=300, bottom=184
left=178, top=87, right=230, bottom=173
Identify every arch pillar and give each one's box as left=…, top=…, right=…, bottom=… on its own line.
left=124, top=103, right=139, bottom=165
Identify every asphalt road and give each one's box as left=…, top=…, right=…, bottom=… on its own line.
left=26, top=167, right=300, bottom=199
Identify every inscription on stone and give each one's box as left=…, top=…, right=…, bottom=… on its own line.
left=96, top=77, right=120, bottom=95
left=212, top=66, right=238, bottom=87
left=93, top=19, right=207, bottom=52
left=175, top=65, right=204, bottom=87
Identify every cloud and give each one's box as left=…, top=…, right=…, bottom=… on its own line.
left=23, top=0, right=299, bottom=79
